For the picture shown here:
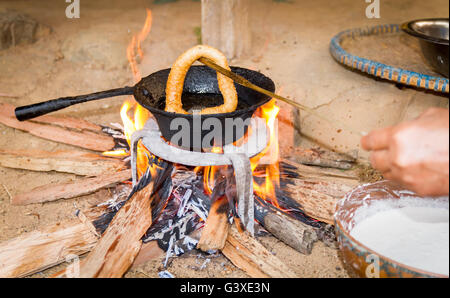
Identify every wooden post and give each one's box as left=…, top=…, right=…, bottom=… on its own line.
left=201, top=0, right=251, bottom=59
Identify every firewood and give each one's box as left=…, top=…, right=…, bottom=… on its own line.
left=0, top=103, right=115, bottom=152
left=197, top=197, right=230, bottom=252
left=281, top=158, right=360, bottom=181
left=0, top=220, right=98, bottom=278
left=283, top=178, right=354, bottom=225
left=257, top=209, right=318, bottom=255
left=0, top=149, right=125, bottom=176
left=130, top=241, right=165, bottom=269
left=221, top=225, right=297, bottom=278
left=1, top=182, right=162, bottom=278
left=287, top=147, right=356, bottom=170
left=29, top=115, right=103, bottom=132
left=74, top=179, right=155, bottom=278
left=12, top=169, right=131, bottom=205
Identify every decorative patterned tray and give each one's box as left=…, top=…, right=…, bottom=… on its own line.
left=330, top=24, right=449, bottom=93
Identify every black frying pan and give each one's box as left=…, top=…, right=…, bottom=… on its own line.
left=15, top=66, right=275, bottom=150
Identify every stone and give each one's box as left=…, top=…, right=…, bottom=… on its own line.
left=0, top=10, right=51, bottom=50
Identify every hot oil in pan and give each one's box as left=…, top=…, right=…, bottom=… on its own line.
left=155, top=93, right=250, bottom=112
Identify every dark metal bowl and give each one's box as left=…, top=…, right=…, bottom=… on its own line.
left=402, top=18, right=449, bottom=77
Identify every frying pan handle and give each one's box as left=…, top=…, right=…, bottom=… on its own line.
left=15, top=86, right=134, bottom=121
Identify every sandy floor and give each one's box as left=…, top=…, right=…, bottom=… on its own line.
left=0, top=0, right=448, bottom=278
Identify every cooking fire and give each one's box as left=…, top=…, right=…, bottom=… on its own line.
left=0, top=0, right=448, bottom=282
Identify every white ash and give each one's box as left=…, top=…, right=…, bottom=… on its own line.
left=158, top=271, right=175, bottom=278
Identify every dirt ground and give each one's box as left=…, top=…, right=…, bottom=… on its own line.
left=0, top=0, right=448, bottom=278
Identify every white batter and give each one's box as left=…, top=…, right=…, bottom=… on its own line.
left=350, top=203, right=449, bottom=276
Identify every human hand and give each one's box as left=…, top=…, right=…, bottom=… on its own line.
left=361, top=107, right=449, bottom=197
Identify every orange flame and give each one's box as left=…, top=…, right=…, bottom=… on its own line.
left=203, top=146, right=223, bottom=195
left=127, top=8, right=153, bottom=84
left=202, top=99, right=281, bottom=206
left=102, top=149, right=128, bottom=157
left=252, top=99, right=281, bottom=207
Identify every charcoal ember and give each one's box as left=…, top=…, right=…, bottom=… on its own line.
left=92, top=200, right=127, bottom=235
left=101, top=125, right=129, bottom=152
left=146, top=211, right=201, bottom=250
left=279, top=162, right=301, bottom=179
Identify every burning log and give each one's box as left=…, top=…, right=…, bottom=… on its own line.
left=0, top=220, right=98, bottom=278
left=221, top=225, right=297, bottom=278
left=197, top=196, right=230, bottom=252
left=11, top=169, right=131, bottom=205
left=0, top=149, right=125, bottom=176
left=0, top=103, right=115, bottom=152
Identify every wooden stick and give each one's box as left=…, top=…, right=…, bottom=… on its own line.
left=0, top=149, right=125, bottom=176
left=0, top=220, right=98, bottom=278
left=197, top=197, right=230, bottom=252
left=0, top=103, right=115, bottom=152
left=75, top=180, right=155, bottom=278
left=283, top=178, right=354, bottom=225
left=221, top=225, right=297, bottom=278
left=258, top=209, right=318, bottom=255
left=12, top=169, right=131, bottom=205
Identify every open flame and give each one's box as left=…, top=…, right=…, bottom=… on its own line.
left=251, top=99, right=281, bottom=207
left=202, top=99, right=281, bottom=207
